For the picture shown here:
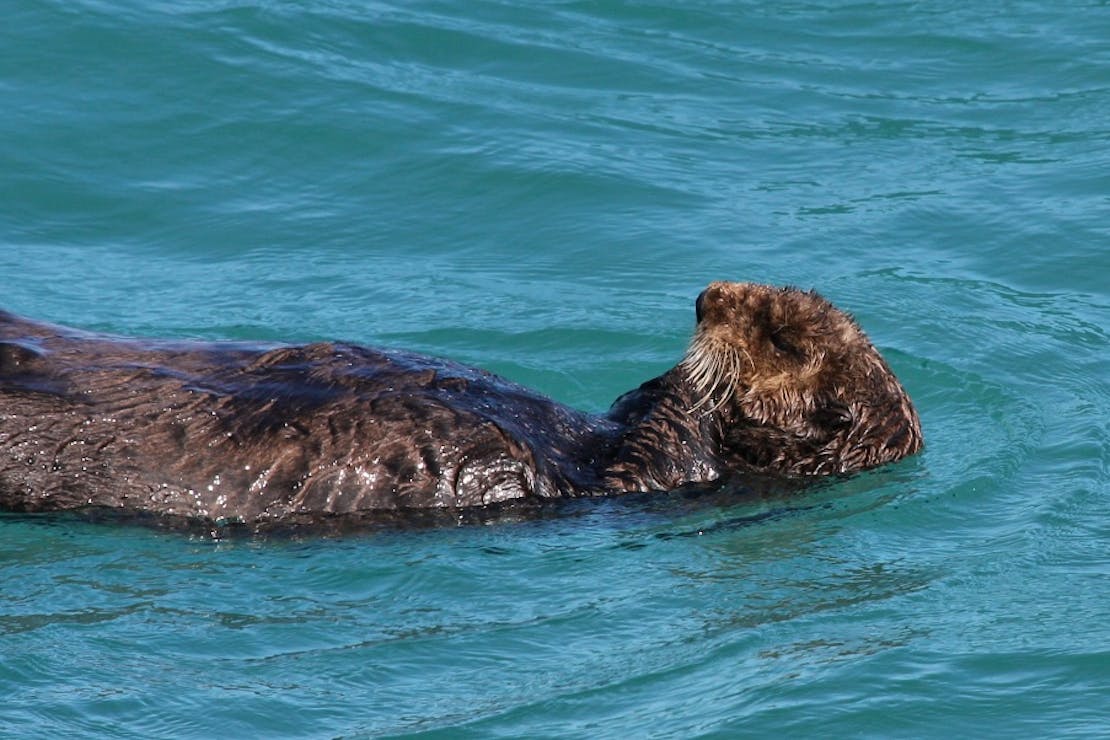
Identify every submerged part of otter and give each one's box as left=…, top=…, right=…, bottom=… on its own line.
left=0, top=283, right=922, bottom=526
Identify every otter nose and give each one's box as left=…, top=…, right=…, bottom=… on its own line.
left=696, top=282, right=730, bottom=323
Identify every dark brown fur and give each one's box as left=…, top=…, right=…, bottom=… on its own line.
left=0, top=283, right=922, bottom=527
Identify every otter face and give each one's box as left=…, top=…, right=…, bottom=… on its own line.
left=680, top=282, right=922, bottom=476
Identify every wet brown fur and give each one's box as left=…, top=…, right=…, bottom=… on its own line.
left=0, top=283, right=922, bottom=527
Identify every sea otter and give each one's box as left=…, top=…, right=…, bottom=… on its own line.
left=0, top=282, right=922, bottom=527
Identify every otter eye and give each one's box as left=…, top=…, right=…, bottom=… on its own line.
left=769, top=328, right=797, bottom=356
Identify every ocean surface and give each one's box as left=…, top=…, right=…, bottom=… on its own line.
left=2, top=0, right=1108, bottom=736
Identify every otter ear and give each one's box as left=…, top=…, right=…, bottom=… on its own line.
left=810, top=400, right=853, bottom=433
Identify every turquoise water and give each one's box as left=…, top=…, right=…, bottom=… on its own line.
left=2, top=0, right=1109, bottom=736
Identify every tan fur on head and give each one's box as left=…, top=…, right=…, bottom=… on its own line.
left=681, top=282, right=845, bottom=409
left=679, top=281, right=923, bottom=475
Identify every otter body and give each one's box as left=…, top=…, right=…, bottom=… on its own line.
left=0, top=283, right=923, bottom=526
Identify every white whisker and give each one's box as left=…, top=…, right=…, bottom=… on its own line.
left=681, top=334, right=743, bottom=415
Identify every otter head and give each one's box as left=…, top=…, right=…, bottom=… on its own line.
left=680, top=282, right=923, bottom=476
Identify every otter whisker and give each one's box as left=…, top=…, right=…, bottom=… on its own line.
left=681, top=335, right=742, bottom=414
left=700, top=346, right=743, bottom=414
left=738, top=345, right=756, bottom=374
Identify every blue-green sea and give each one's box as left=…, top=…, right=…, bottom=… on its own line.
left=2, top=1, right=1109, bottom=737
